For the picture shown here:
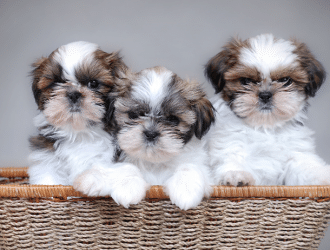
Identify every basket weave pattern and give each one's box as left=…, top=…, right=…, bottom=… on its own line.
left=0, top=167, right=330, bottom=249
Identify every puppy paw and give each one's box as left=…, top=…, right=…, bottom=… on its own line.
left=111, top=176, right=150, bottom=208
left=217, top=170, right=255, bottom=186
left=165, top=168, right=211, bottom=210
left=30, top=175, right=60, bottom=185
left=285, top=164, right=330, bottom=185
left=73, top=169, right=108, bottom=197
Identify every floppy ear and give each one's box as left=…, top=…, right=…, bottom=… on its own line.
left=102, top=55, right=133, bottom=132
left=178, top=77, right=215, bottom=139
left=305, top=60, right=325, bottom=97
left=193, top=97, right=215, bottom=139
left=96, top=50, right=129, bottom=79
left=292, top=40, right=326, bottom=97
left=31, top=57, right=49, bottom=106
left=204, top=50, right=230, bottom=93
left=103, top=95, right=117, bottom=132
left=204, top=38, right=242, bottom=93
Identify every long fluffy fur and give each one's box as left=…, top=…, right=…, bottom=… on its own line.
left=204, top=34, right=330, bottom=186
left=74, top=66, right=215, bottom=210
left=29, top=41, right=129, bottom=185
left=29, top=113, right=116, bottom=185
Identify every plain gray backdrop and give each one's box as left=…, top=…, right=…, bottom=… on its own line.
left=0, top=0, right=329, bottom=248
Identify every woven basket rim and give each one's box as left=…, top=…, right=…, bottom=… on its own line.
left=1, top=167, right=330, bottom=200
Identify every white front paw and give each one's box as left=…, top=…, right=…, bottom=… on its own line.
left=111, top=176, right=150, bottom=208
left=217, top=170, right=255, bottom=186
left=30, top=175, right=59, bottom=185
left=73, top=169, right=108, bottom=197
left=165, top=169, right=211, bottom=210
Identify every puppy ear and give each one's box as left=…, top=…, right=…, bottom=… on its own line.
left=96, top=50, right=129, bottom=78
left=103, top=95, right=117, bottom=132
left=204, top=37, right=242, bottom=93
left=292, top=40, right=326, bottom=97
left=31, top=57, right=49, bottom=106
left=101, top=52, right=133, bottom=131
left=193, top=97, right=215, bottom=139
left=204, top=50, right=230, bottom=93
left=179, top=78, right=215, bottom=139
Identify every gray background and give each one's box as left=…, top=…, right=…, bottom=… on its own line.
left=0, top=0, right=329, bottom=248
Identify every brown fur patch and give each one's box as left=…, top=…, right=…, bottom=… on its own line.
left=225, top=65, right=261, bottom=83
left=151, top=66, right=168, bottom=75
left=29, top=135, right=55, bottom=151
left=221, top=64, right=261, bottom=102
left=270, top=66, right=308, bottom=83
left=163, top=75, right=215, bottom=139
left=170, top=77, right=215, bottom=131
left=270, top=65, right=310, bottom=95
left=204, top=37, right=250, bottom=93
left=291, top=39, right=325, bottom=97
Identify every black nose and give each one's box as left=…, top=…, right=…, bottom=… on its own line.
left=67, top=91, right=82, bottom=103
left=259, top=92, right=272, bottom=103
left=144, top=130, right=160, bottom=142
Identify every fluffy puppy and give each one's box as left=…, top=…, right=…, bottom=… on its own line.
left=74, top=66, right=215, bottom=210
left=28, top=41, right=129, bottom=185
left=204, top=34, right=330, bottom=186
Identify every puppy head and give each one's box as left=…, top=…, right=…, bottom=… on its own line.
left=114, top=66, right=214, bottom=163
left=205, top=34, right=325, bottom=128
left=31, top=41, right=128, bottom=131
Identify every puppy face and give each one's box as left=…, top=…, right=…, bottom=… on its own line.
left=114, top=66, right=214, bottom=163
left=31, top=41, right=128, bottom=131
left=205, top=34, right=325, bottom=128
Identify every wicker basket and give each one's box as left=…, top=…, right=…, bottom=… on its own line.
left=1, top=167, right=330, bottom=249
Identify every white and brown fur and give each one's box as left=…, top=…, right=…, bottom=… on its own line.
left=204, top=34, right=330, bottom=186
left=28, top=41, right=129, bottom=185
left=74, top=66, right=215, bottom=210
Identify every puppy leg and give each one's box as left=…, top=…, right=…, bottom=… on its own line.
left=209, top=140, right=256, bottom=186
left=215, top=166, right=256, bottom=186
left=284, top=153, right=330, bottom=185
left=29, top=165, right=65, bottom=185
left=73, top=163, right=150, bottom=208
left=164, top=164, right=212, bottom=210
left=28, top=151, right=68, bottom=185
left=109, top=163, right=150, bottom=208
left=73, top=165, right=110, bottom=197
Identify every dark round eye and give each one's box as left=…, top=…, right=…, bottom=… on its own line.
left=167, top=115, right=180, bottom=126
left=128, top=111, right=139, bottom=119
left=240, top=78, right=254, bottom=85
left=88, top=80, right=99, bottom=89
left=278, top=77, right=292, bottom=87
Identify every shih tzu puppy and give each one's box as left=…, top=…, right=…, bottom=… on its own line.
left=74, top=66, right=215, bottom=210
left=28, top=41, right=129, bottom=185
left=204, top=33, right=330, bottom=186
